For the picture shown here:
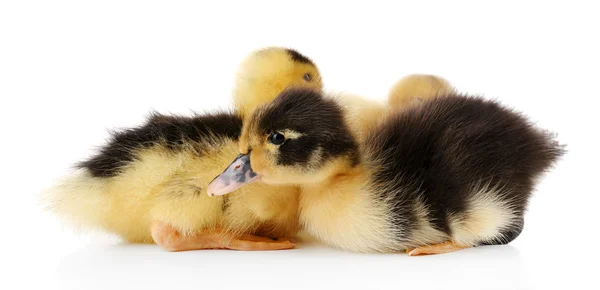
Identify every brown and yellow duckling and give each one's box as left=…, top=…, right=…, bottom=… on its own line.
left=209, top=88, right=564, bottom=255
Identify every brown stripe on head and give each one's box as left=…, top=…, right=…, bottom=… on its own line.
left=285, top=48, right=315, bottom=65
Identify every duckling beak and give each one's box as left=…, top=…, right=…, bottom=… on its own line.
left=207, top=153, right=261, bottom=196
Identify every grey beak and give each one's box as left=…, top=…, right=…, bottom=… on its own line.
left=207, top=154, right=260, bottom=196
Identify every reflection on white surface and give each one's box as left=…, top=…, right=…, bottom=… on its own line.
left=56, top=242, right=529, bottom=290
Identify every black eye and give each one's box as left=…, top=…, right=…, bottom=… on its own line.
left=268, top=132, right=286, bottom=145
left=303, top=73, right=312, bottom=82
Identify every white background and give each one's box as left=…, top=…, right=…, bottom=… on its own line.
left=1, top=1, right=598, bottom=289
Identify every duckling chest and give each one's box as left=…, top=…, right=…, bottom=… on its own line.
left=298, top=187, right=398, bottom=253
left=223, top=184, right=300, bottom=237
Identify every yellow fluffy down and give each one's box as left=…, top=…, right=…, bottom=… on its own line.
left=388, top=74, right=454, bottom=108
left=42, top=139, right=299, bottom=243
left=332, top=74, right=455, bottom=142
left=333, top=93, right=388, bottom=141
left=233, top=47, right=323, bottom=118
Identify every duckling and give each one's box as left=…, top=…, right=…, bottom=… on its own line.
left=388, top=74, right=454, bottom=108
left=233, top=47, right=323, bottom=118
left=43, top=47, right=323, bottom=251
left=336, top=74, right=455, bottom=140
left=208, top=88, right=565, bottom=255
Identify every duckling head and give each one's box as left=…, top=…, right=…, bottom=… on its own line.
left=208, top=88, right=358, bottom=196
left=233, top=47, right=323, bottom=118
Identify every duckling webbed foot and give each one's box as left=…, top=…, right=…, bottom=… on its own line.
left=151, top=221, right=295, bottom=252
left=406, top=241, right=471, bottom=256
left=233, top=234, right=296, bottom=250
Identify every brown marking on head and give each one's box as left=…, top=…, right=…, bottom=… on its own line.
left=237, top=88, right=359, bottom=185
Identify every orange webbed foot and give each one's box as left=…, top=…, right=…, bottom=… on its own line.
left=151, top=221, right=295, bottom=252
left=406, top=241, right=471, bottom=256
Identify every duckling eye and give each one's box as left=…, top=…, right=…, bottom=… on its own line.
left=303, top=73, right=312, bottom=82
left=268, top=132, right=286, bottom=145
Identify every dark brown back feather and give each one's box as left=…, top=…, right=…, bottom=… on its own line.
left=78, top=111, right=243, bottom=178
left=366, top=95, right=565, bottom=237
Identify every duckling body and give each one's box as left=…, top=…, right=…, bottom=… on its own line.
left=210, top=88, right=564, bottom=254
left=299, top=94, right=564, bottom=253
left=44, top=47, right=321, bottom=250
left=56, top=113, right=298, bottom=243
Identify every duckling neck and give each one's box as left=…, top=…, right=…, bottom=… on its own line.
left=301, top=158, right=366, bottom=192
left=297, top=158, right=400, bottom=253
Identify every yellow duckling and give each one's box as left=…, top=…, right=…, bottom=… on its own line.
left=388, top=74, right=455, bottom=108
left=43, top=47, right=322, bottom=251
left=234, top=47, right=322, bottom=118
left=337, top=74, right=454, bottom=140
